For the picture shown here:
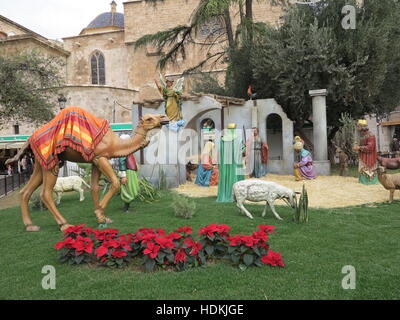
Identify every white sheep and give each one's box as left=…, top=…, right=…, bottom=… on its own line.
left=53, top=176, right=90, bottom=205
left=232, top=179, right=297, bottom=220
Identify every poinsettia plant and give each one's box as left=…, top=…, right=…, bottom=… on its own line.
left=137, top=227, right=206, bottom=272
left=225, top=225, right=280, bottom=270
left=94, top=233, right=133, bottom=268
left=53, top=224, right=284, bottom=272
left=198, top=224, right=231, bottom=258
left=54, top=224, right=95, bottom=264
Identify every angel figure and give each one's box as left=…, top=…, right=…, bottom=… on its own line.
left=154, top=73, right=185, bottom=123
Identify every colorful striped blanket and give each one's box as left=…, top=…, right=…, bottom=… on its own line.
left=29, top=106, right=110, bottom=170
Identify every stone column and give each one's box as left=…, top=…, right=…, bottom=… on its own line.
left=309, top=89, right=330, bottom=175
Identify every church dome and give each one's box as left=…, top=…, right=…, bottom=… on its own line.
left=80, top=1, right=124, bottom=35
left=87, top=12, right=124, bottom=29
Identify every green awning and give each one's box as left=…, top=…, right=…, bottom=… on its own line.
left=0, top=124, right=133, bottom=149
left=0, top=135, right=29, bottom=142
left=110, top=123, right=133, bottom=130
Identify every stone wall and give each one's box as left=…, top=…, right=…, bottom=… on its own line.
left=0, top=17, right=29, bottom=36
left=124, top=0, right=283, bottom=89
left=63, top=31, right=128, bottom=88
left=124, top=0, right=282, bottom=43
left=59, top=86, right=138, bottom=124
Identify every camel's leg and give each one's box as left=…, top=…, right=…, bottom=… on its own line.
left=92, top=157, right=120, bottom=225
left=19, top=162, right=43, bottom=232
left=91, top=164, right=101, bottom=210
left=267, top=200, right=283, bottom=221
left=389, top=190, right=394, bottom=203
left=40, top=168, right=72, bottom=231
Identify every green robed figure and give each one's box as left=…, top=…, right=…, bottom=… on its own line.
left=216, top=123, right=245, bottom=202
left=118, top=134, right=140, bottom=213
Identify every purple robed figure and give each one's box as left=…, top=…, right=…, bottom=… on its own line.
left=293, top=137, right=317, bottom=181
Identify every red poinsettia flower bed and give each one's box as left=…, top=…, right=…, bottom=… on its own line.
left=54, top=224, right=284, bottom=272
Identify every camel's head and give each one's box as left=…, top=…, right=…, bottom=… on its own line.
left=140, top=114, right=169, bottom=131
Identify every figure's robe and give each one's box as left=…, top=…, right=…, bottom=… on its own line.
left=245, top=136, right=268, bottom=178
left=195, top=141, right=218, bottom=187
left=294, top=149, right=316, bottom=181
left=159, top=86, right=183, bottom=122
left=119, top=154, right=140, bottom=204
left=216, top=130, right=245, bottom=202
left=358, top=133, right=378, bottom=185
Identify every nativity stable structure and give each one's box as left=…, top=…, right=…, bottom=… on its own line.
left=131, top=90, right=330, bottom=188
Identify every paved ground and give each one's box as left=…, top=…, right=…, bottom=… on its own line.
left=0, top=189, right=21, bottom=210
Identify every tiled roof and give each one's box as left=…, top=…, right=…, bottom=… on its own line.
left=87, top=12, right=124, bottom=29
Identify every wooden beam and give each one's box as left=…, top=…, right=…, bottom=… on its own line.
left=381, top=121, right=400, bottom=127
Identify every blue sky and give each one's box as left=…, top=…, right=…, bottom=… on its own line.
left=0, top=0, right=125, bottom=40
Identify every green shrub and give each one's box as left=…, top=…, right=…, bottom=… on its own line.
left=171, top=193, right=196, bottom=219
left=137, top=178, right=160, bottom=203
left=158, top=167, right=167, bottom=191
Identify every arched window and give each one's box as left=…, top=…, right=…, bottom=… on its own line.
left=90, top=51, right=105, bottom=85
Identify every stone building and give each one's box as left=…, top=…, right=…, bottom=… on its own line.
left=2, top=0, right=392, bottom=180
left=0, top=0, right=282, bottom=140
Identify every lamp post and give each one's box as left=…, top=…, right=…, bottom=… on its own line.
left=58, top=94, right=67, bottom=177
left=58, top=94, right=67, bottom=111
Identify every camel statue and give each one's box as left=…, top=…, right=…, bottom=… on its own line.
left=6, top=107, right=169, bottom=232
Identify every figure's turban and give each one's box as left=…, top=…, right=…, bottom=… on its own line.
left=357, top=119, right=368, bottom=126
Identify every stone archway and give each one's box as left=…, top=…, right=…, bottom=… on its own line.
left=266, top=113, right=283, bottom=160
left=254, top=99, right=294, bottom=175
left=183, top=96, right=222, bottom=131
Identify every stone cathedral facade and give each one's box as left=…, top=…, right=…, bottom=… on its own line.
left=0, top=0, right=282, bottom=139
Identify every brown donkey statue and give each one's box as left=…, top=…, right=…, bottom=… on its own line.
left=6, top=106, right=169, bottom=232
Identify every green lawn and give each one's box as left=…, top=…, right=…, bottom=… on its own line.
left=0, top=191, right=399, bottom=300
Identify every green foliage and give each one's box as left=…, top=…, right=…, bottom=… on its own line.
left=190, top=73, right=227, bottom=96
left=137, top=178, right=160, bottom=203
left=0, top=51, right=64, bottom=128
left=294, top=184, right=309, bottom=223
left=333, top=113, right=358, bottom=165
left=135, top=0, right=287, bottom=72
left=157, top=167, right=168, bottom=191
left=251, top=0, right=400, bottom=131
left=171, top=193, right=196, bottom=219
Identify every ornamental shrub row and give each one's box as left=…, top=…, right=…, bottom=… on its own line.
left=54, top=224, right=284, bottom=272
